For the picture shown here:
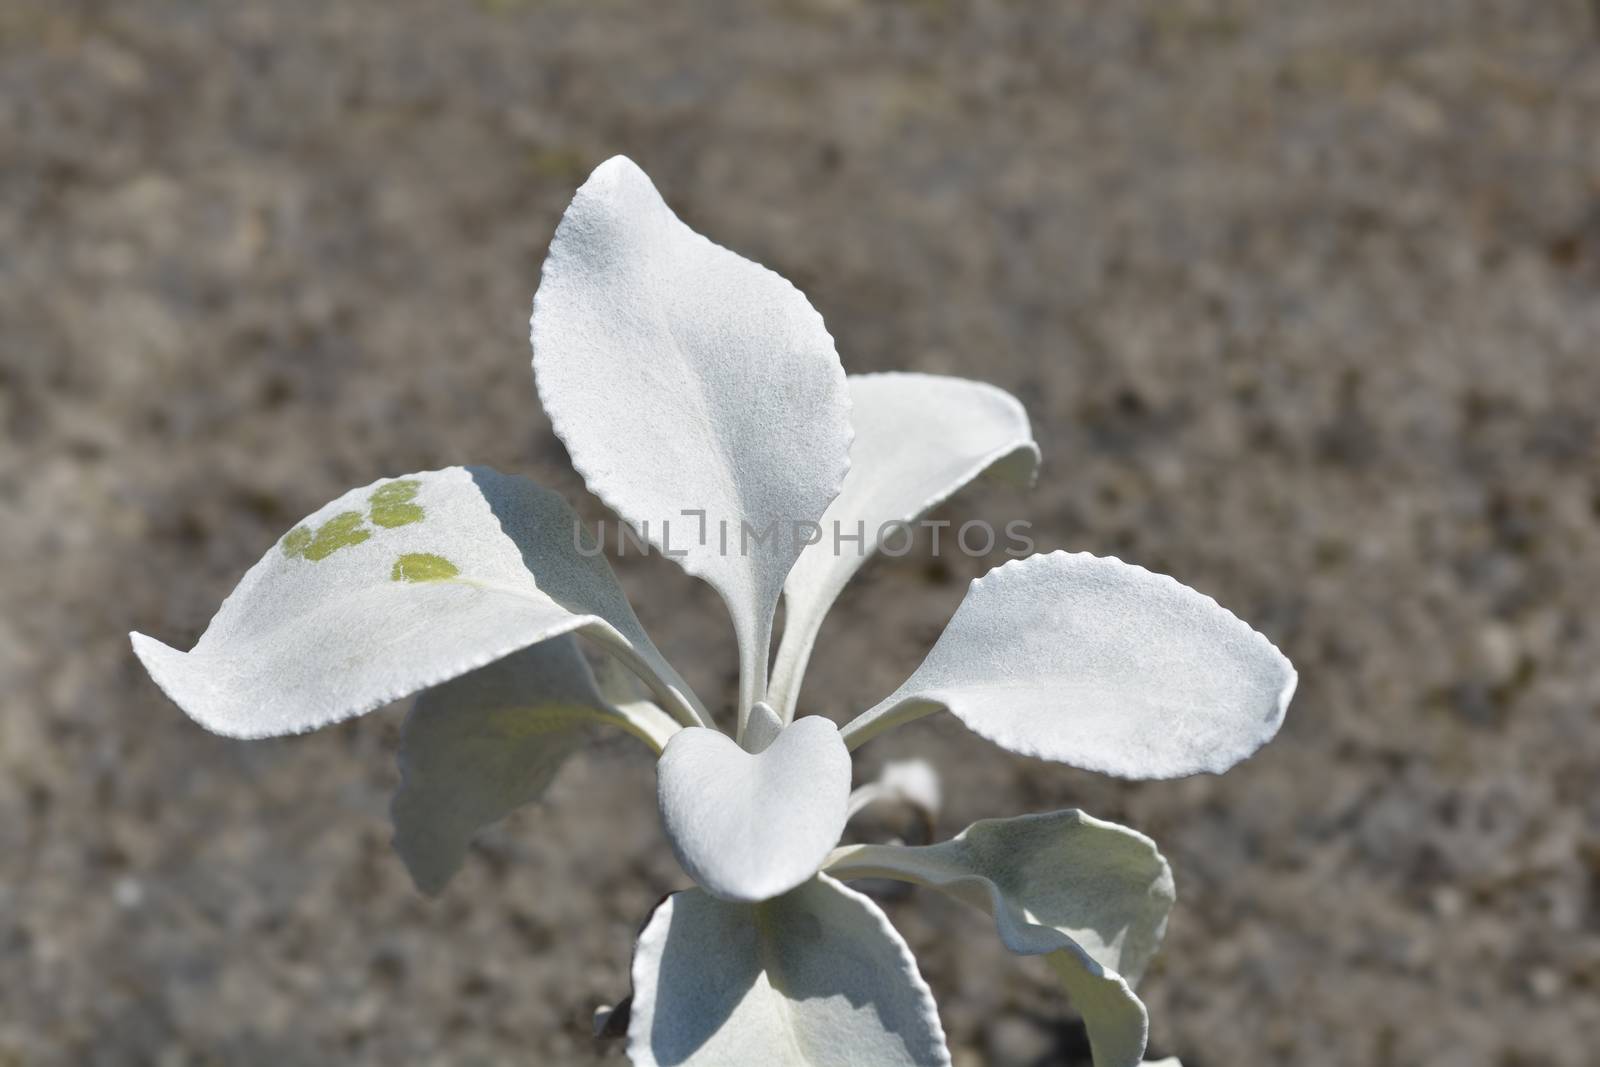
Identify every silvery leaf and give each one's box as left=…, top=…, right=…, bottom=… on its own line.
left=826, top=810, right=1174, bottom=1067
left=131, top=466, right=707, bottom=738
left=840, top=551, right=1297, bottom=779
left=391, top=636, right=679, bottom=895
left=531, top=157, right=853, bottom=731
left=656, top=717, right=850, bottom=903
left=769, top=372, right=1037, bottom=719
left=627, top=875, right=951, bottom=1067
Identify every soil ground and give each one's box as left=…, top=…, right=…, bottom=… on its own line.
left=3, top=2, right=1599, bottom=1064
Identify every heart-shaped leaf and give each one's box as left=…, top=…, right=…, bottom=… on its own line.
left=657, top=717, right=850, bottom=903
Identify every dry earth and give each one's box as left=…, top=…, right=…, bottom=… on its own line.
left=3, top=1, right=1599, bottom=1064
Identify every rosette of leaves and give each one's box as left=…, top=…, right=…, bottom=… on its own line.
left=133, top=157, right=1295, bottom=1067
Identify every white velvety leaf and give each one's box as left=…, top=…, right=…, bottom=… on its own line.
left=628, top=875, right=951, bottom=1067
left=769, top=372, right=1037, bottom=719
left=839, top=552, right=1297, bottom=778
left=531, top=156, right=853, bottom=730
left=132, top=466, right=707, bottom=738
left=656, top=717, right=850, bottom=903
left=391, top=636, right=679, bottom=895
left=826, top=810, right=1173, bottom=1067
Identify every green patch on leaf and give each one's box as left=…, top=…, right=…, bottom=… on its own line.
left=303, top=511, right=372, bottom=561
left=280, top=525, right=313, bottom=559
left=391, top=552, right=460, bottom=583
left=369, top=479, right=425, bottom=528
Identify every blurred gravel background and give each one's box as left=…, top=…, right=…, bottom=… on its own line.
left=4, top=1, right=1600, bottom=1064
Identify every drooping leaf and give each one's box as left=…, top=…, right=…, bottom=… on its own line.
left=826, top=810, right=1174, bottom=1067
left=391, top=636, right=679, bottom=895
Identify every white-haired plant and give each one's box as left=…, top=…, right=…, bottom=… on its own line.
left=133, top=157, right=1296, bottom=1067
